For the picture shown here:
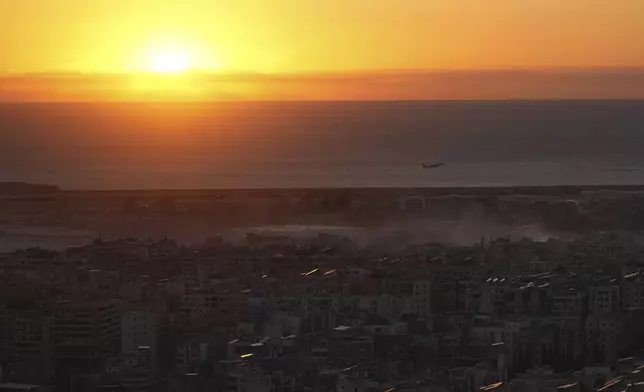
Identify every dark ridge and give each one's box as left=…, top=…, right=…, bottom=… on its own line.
left=0, top=182, right=59, bottom=194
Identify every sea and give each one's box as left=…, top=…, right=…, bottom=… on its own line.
left=1, top=100, right=644, bottom=190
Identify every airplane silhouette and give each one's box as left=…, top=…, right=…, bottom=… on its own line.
left=421, top=162, right=445, bottom=169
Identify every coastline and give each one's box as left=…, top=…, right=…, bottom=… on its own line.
left=7, top=181, right=644, bottom=197
left=1, top=181, right=642, bottom=249
left=54, top=184, right=644, bottom=198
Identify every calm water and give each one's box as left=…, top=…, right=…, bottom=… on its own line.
left=1, top=101, right=644, bottom=189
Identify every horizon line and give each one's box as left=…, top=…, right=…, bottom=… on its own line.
left=2, top=98, right=644, bottom=104
left=3, top=66, right=644, bottom=78
left=7, top=182, right=644, bottom=193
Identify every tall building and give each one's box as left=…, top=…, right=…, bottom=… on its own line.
left=53, top=298, right=120, bottom=374
left=121, top=310, right=160, bottom=360
left=13, top=310, right=53, bottom=384
left=0, top=305, right=14, bottom=375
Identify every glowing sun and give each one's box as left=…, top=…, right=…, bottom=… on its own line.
left=149, top=49, right=192, bottom=73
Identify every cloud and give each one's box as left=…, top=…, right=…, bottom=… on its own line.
left=1, top=68, right=643, bottom=101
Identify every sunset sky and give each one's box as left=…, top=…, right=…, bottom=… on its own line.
left=1, top=0, right=644, bottom=99
left=3, top=0, right=644, bottom=73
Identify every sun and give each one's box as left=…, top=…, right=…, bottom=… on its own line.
left=149, top=50, right=192, bottom=73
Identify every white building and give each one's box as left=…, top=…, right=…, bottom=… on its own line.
left=384, top=279, right=432, bottom=317
left=588, top=285, right=620, bottom=315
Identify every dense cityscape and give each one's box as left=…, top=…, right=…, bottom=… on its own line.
left=2, top=0, right=643, bottom=389
left=4, top=183, right=644, bottom=391
left=1, top=1, right=643, bottom=391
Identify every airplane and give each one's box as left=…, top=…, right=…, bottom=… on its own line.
left=421, top=162, right=445, bottom=169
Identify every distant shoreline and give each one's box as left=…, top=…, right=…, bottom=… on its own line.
left=6, top=182, right=644, bottom=196
left=2, top=182, right=642, bottom=245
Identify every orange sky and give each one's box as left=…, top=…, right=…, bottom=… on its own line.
left=2, top=0, right=644, bottom=74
